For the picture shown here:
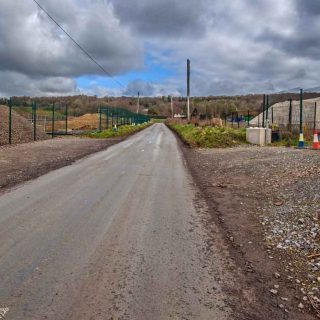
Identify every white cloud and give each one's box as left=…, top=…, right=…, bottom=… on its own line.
left=1, top=0, right=320, bottom=97
left=0, top=0, right=143, bottom=96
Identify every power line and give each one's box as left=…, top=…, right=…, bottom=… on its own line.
left=31, top=0, right=131, bottom=93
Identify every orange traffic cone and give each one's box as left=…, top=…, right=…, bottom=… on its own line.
left=313, top=130, right=319, bottom=150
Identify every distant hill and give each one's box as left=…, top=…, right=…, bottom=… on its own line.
left=305, top=87, right=320, bottom=93
left=278, top=87, right=320, bottom=94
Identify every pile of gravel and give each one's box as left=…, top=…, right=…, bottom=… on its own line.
left=255, top=150, right=320, bottom=309
left=0, top=105, right=48, bottom=146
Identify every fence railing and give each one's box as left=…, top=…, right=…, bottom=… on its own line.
left=189, top=111, right=255, bottom=128
left=250, top=94, right=320, bottom=141
left=0, top=99, right=150, bottom=146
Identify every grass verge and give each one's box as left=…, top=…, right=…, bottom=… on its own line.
left=85, top=123, right=151, bottom=139
left=167, top=123, right=246, bottom=148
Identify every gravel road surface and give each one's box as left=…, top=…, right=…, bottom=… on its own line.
left=0, top=124, right=234, bottom=319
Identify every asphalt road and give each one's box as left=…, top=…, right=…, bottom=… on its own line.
left=0, top=123, right=231, bottom=320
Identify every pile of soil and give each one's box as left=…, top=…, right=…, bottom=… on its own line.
left=55, top=113, right=99, bottom=131
left=0, top=105, right=48, bottom=146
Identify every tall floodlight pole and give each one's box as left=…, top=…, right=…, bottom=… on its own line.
left=187, top=59, right=191, bottom=121
left=136, top=91, right=140, bottom=114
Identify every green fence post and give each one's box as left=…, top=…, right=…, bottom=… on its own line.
left=8, top=98, right=12, bottom=144
left=107, top=107, right=109, bottom=129
left=247, top=110, right=250, bottom=127
left=298, top=89, right=304, bottom=148
left=314, top=102, right=317, bottom=132
left=300, top=89, right=303, bottom=133
left=288, top=98, right=292, bottom=131
left=31, top=102, right=34, bottom=125
left=33, top=102, right=37, bottom=141
left=52, top=103, right=55, bottom=138
left=65, top=104, right=68, bottom=135
left=262, top=94, right=266, bottom=127
left=98, top=107, right=102, bottom=132
left=266, top=95, right=269, bottom=126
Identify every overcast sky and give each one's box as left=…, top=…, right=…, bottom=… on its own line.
left=1, top=0, right=320, bottom=97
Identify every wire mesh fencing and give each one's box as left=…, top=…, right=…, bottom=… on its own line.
left=250, top=97, right=320, bottom=141
left=0, top=99, right=150, bottom=146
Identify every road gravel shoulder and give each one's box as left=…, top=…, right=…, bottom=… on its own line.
left=0, top=137, right=123, bottom=195
left=179, top=140, right=318, bottom=319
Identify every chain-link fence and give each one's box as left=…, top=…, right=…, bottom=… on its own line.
left=250, top=97, right=320, bottom=141
left=0, top=99, right=150, bottom=146
left=188, top=111, right=255, bottom=128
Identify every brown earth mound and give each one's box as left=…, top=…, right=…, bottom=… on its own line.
left=0, top=105, right=48, bottom=146
left=55, top=113, right=99, bottom=131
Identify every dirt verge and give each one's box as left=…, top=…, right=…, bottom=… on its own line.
left=180, top=142, right=319, bottom=319
left=0, top=137, right=122, bottom=194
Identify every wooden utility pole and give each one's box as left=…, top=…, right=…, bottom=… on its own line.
left=187, top=59, right=190, bottom=121
left=136, top=91, right=140, bottom=114
left=171, top=96, right=174, bottom=119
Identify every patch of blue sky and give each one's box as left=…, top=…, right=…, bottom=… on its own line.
left=76, top=51, right=176, bottom=90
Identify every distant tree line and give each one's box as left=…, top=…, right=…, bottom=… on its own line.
left=3, top=92, right=320, bottom=118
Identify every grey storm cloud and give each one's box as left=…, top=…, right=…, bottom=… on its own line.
left=0, top=72, right=77, bottom=97
left=0, top=0, right=143, bottom=77
left=0, top=0, right=143, bottom=96
left=125, top=80, right=156, bottom=96
left=255, top=0, right=320, bottom=60
left=110, top=0, right=208, bottom=37
left=1, top=0, right=320, bottom=97
left=296, top=0, right=320, bottom=15
left=124, top=79, right=181, bottom=97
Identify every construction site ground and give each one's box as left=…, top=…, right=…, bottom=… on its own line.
left=1, top=127, right=320, bottom=318
left=183, top=143, right=320, bottom=319
left=0, top=137, right=122, bottom=194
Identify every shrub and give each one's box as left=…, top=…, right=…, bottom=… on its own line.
left=168, top=123, right=246, bottom=148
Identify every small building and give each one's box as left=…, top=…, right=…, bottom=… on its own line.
left=174, top=113, right=187, bottom=119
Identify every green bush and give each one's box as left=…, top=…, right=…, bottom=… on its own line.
left=85, top=123, right=150, bottom=139
left=168, top=123, right=246, bottom=148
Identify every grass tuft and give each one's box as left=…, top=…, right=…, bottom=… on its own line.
left=168, top=123, right=246, bottom=148
left=84, top=123, right=151, bottom=139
